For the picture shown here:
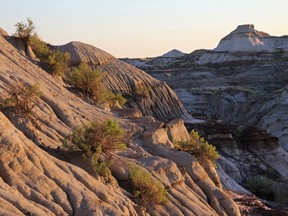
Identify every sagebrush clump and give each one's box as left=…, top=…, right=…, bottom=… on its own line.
left=65, top=119, right=126, bottom=177
left=67, top=63, right=126, bottom=106
left=0, top=83, right=43, bottom=126
left=129, top=165, right=168, bottom=206
left=175, top=129, right=219, bottom=165
left=29, top=36, right=70, bottom=76
left=14, top=18, right=35, bottom=42
left=15, top=19, right=70, bottom=76
left=3, top=83, right=42, bottom=115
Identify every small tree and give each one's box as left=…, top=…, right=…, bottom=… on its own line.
left=15, top=18, right=35, bottom=42
left=65, top=119, right=126, bottom=176
left=175, top=130, right=219, bottom=165
left=129, top=165, right=168, bottom=206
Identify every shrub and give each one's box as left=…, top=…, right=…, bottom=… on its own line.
left=29, top=35, right=50, bottom=61
left=3, top=83, right=42, bottom=116
left=67, top=63, right=126, bottom=106
left=29, top=36, right=70, bottom=76
left=14, top=18, right=35, bottom=42
left=129, top=165, right=168, bottom=206
left=175, top=129, right=219, bottom=165
left=67, top=63, right=103, bottom=97
left=47, top=50, right=70, bottom=76
left=65, top=119, right=126, bottom=177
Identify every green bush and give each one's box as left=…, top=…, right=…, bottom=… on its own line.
left=29, top=35, right=50, bottom=61
left=129, top=165, right=168, bottom=205
left=29, top=36, right=70, bottom=76
left=175, top=129, right=219, bottom=165
left=47, top=50, right=70, bottom=76
left=67, top=63, right=102, bottom=97
left=67, top=63, right=126, bottom=106
left=14, top=18, right=35, bottom=42
left=65, top=119, right=126, bottom=177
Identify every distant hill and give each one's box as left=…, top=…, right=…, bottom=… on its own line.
left=161, top=49, right=185, bottom=58
left=122, top=49, right=186, bottom=68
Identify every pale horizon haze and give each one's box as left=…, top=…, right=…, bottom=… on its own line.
left=1, top=0, right=288, bottom=58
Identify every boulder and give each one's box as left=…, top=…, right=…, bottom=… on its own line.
left=166, top=119, right=190, bottom=143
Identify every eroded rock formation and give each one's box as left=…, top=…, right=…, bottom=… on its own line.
left=58, top=41, right=192, bottom=122
left=0, top=30, right=242, bottom=215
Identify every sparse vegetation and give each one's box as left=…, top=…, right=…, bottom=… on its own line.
left=129, top=165, right=168, bottom=206
left=67, top=63, right=126, bottom=106
left=67, top=63, right=104, bottom=97
left=14, top=18, right=36, bottom=42
left=65, top=119, right=126, bottom=177
left=47, top=49, right=70, bottom=76
left=15, top=19, right=70, bottom=76
left=29, top=35, right=50, bottom=61
left=29, top=35, right=70, bottom=76
left=175, top=130, right=219, bottom=165
left=2, top=83, right=42, bottom=116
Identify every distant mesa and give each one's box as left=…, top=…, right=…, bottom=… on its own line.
left=213, top=24, right=288, bottom=52
left=197, top=24, right=288, bottom=64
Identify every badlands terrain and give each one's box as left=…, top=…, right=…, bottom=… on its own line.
left=0, top=23, right=288, bottom=216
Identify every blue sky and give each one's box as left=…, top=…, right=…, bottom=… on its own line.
left=1, top=0, right=288, bottom=57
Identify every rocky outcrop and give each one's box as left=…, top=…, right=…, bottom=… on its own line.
left=139, top=119, right=241, bottom=216
left=187, top=122, right=288, bottom=186
left=214, top=24, right=288, bottom=52
left=139, top=28, right=288, bottom=150
left=198, top=25, right=288, bottom=64
left=58, top=41, right=192, bottom=122
left=0, top=112, right=137, bottom=216
left=4, top=35, right=37, bottom=60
